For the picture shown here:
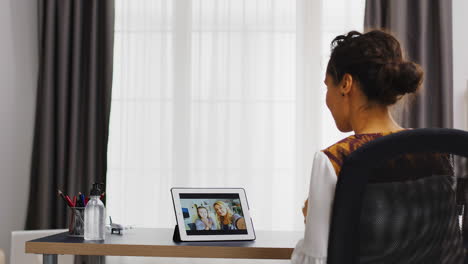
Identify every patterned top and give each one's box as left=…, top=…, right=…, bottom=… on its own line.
left=322, top=130, right=454, bottom=183
left=322, top=132, right=400, bottom=176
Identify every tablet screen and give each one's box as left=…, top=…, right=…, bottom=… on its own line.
left=178, top=193, right=248, bottom=235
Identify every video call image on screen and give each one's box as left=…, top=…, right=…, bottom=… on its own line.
left=179, top=193, right=248, bottom=235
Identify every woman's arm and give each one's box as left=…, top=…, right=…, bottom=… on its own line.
left=210, top=218, right=217, bottom=230
left=303, top=199, right=308, bottom=223
left=235, top=217, right=246, bottom=229
left=194, top=219, right=205, bottom=230
left=291, top=151, right=337, bottom=263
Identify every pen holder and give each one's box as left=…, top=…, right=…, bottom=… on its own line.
left=68, top=207, right=85, bottom=237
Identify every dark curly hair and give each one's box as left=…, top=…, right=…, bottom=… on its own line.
left=326, top=30, right=423, bottom=106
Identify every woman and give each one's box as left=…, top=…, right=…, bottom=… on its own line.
left=194, top=206, right=216, bottom=230
left=213, top=201, right=244, bottom=230
left=291, top=30, right=423, bottom=263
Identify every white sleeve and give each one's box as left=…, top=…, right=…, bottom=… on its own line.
left=291, top=151, right=337, bottom=264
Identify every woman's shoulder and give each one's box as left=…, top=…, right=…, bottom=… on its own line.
left=232, top=213, right=242, bottom=220
left=321, top=132, right=397, bottom=175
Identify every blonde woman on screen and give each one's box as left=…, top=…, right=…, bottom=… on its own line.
left=213, top=201, right=245, bottom=230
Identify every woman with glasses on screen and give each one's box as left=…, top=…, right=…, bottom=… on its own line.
left=291, top=30, right=424, bottom=263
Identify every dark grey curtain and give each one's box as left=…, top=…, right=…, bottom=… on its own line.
left=364, top=0, right=453, bottom=129
left=26, top=0, right=114, bottom=230
left=364, top=0, right=468, bottom=178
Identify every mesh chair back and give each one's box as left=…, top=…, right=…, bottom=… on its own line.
left=359, top=175, right=463, bottom=263
left=327, top=129, right=468, bottom=264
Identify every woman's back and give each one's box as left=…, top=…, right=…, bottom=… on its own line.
left=323, top=132, right=402, bottom=176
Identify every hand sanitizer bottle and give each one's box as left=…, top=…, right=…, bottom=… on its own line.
left=84, top=183, right=106, bottom=240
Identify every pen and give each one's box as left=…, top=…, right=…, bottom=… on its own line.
left=57, top=189, right=74, bottom=207
left=65, top=195, right=74, bottom=207
left=76, top=192, right=82, bottom=207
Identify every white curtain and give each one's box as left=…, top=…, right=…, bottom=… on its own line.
left=107, top=0, right=364, bottom=234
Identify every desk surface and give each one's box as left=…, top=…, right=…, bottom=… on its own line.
left=26, top=228, right=303, bottom=259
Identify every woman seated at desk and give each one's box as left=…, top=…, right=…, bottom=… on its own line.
left=291, top=29, right=424, bottom=263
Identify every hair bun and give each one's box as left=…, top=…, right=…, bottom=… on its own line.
left=376, top=60, right=423, bottom=104
left=327, top=30, right=424, bottom=106
left=393, top=61, right=423, bottom=94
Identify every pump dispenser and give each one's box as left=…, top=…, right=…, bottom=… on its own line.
left=84, top=183, right=106, bottom=240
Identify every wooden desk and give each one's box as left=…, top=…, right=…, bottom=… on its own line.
left=26, top=228, right=303, bottom=264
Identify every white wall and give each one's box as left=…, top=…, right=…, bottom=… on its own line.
left=0, top=0, right=37, bottom=263
left=453, top=0, right=468, bottom=130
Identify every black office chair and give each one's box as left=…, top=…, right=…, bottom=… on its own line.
left=327, top=128, right=467, bottom=264
left=457, top=178, right=468, bottom=243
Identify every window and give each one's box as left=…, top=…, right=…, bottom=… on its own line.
left=108, top=0, right=365, bottom=231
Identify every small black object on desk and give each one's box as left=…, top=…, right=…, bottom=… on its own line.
left=110, top=216, right=123, bottom=235
left=173, top=225, right=182, bottom=242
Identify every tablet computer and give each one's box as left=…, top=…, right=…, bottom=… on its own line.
left=171, top=188, right=256, bottom=241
